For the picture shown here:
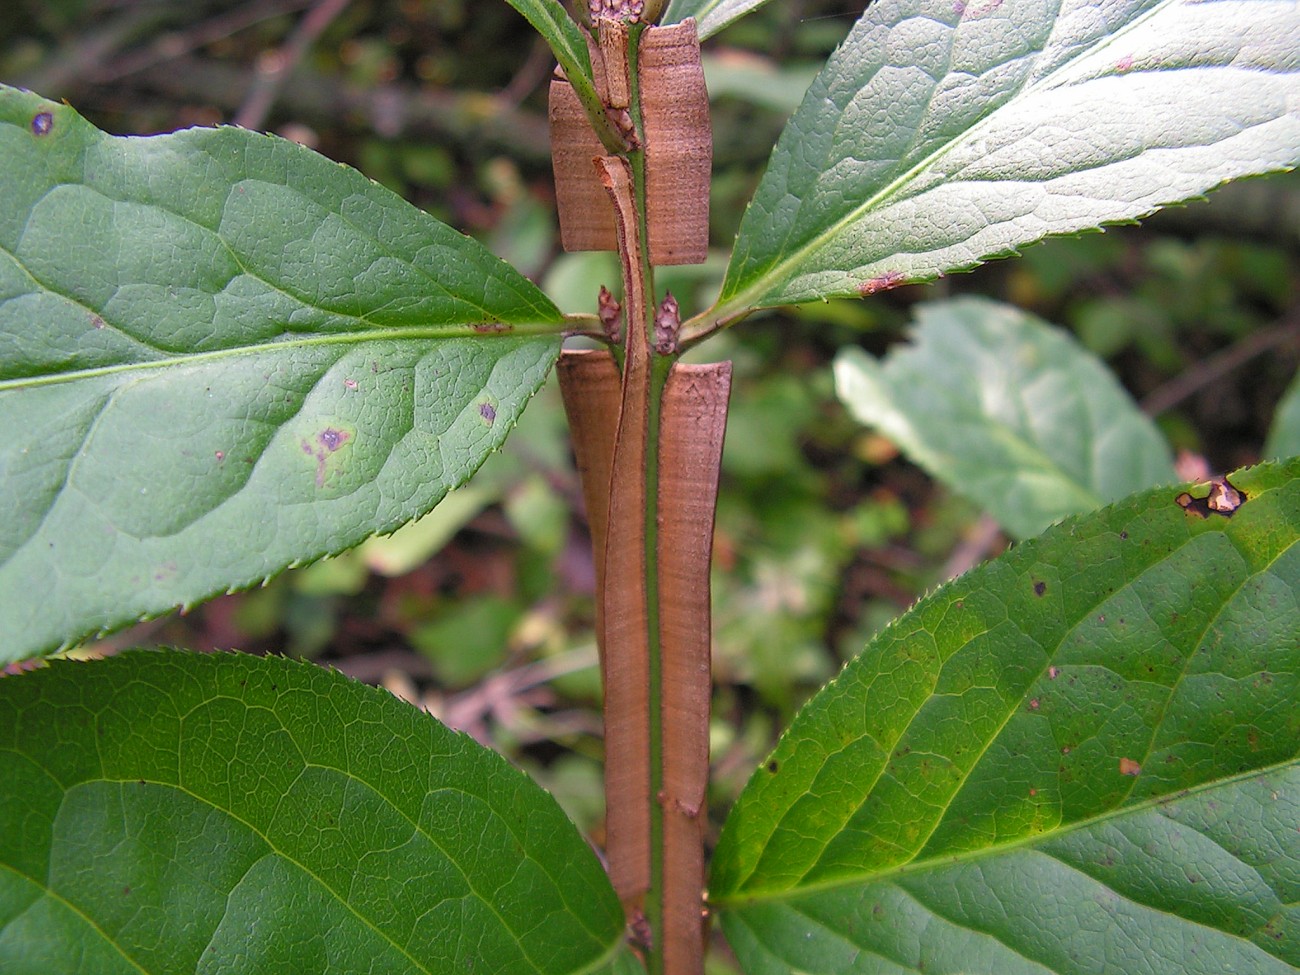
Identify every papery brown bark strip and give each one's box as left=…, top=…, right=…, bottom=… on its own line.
left=640, top=19, right=711, bottom=266
left=549, top=75, right=617, bottom=252
left=596, top=154, right=653, bottom=913
left=657, top=361, right=730, bottom=975
left=556, top=350, right=621, bottom=675
left=551, top=20, right=709, bottom=262
left=597, top=18, right=632, bottom=109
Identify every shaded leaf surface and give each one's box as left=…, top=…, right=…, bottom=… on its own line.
left=0, top=651, right=628, bottom=975
left=713, top=457, right=1300, bottom=974
left=0, top=86, right=565, bottom=662
left=834, top=297, right=1176, bottom=539
left=716, top=0, right=1300, bottom=314
left=1265, top=368, right=1300, bottom=461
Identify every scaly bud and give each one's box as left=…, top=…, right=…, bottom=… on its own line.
left=598, top=285, right=623, bottom=345
left=654, top=291, right=680, bottom=356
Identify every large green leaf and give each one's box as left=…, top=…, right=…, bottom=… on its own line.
left=713, top=457, right=1300, bottom=974
left=0, top=86, right=566, bottom=663
left=714, top=0, right=1300, bottom=316
left=0, top=651, right=631, bottom=974
left=834, top=297, right=1176, bottom=540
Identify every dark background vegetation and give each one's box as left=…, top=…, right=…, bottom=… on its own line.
left=6, top=0, right=1298, bottom=870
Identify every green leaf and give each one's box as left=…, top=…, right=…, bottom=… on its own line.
left=712, top=457, right=1300, bottom=974
left=0, top=86, right=565, bottom=663
left=716, top=0, right=1300, bottom=315
left=661, top=0, right=778, bottom=39
left=834, top=297, right=1176, bottom=540
left=1265, top=368, right=1300, bottom=461
left=0, top=651, right=627, bottom=974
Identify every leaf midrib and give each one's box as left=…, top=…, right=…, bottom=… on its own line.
left=713, top=0, right=1180, bottom=315
left=718, top=507, right=1299, bottom=904
left=712, top=754, right=1299, bottom=908
left=0, top=322, right=565, bottom=391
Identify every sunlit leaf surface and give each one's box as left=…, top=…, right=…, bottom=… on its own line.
left=717, top=0, right=1300, bottom=315
left=714, top=458, right=1300, bottom=974
left=0, top=86, right=566, bottom=662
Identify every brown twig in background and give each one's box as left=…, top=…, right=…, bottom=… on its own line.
left=1140, top=311, right=1300, bottom=417
left=89, top=0, right=315, bottom=84
left=498, top=35, right=557, bottom=107
left=113, top=54, right=552, bottom=159
left=940, top=513, right=1005, bottom=581
left=15, top=4, right=166, bottom=94
left=234, top=0, right=353, bottom=130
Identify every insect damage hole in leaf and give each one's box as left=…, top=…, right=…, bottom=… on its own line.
left=1176, top=476, right=1247, bottom=518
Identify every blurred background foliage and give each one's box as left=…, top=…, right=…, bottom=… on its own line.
left=5, top=0, right=1298, bottom=900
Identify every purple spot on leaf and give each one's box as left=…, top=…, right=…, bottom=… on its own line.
left=32, top=111, right=53, bottom=136
left=318, top=428, right=348, bottom=451
left=479, top=402, right=497, bottom=424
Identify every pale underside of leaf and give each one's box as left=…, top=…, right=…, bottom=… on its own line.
left=0, top=651, right=627, bottom=975
left=834, top=297, right=1176, bottom=540
left=0, top=87, right=567, bottom=661
left=714, top=0, right=1300, bottom=318
left=712, top=458, right=1300, bottom=974
left=661, top=0, right=780, bottom=39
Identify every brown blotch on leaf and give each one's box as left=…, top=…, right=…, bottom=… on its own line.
left=473, top=322, right=512, bottom=334
left=1119, top=757, right=1142, bottom=776
left=856, top=270, right=906, bottom=296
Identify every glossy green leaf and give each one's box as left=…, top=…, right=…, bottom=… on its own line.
left=715, top=0, right=1300, bottom=316
left=0, top=86, right=566, bottom=663
left=0, top=651, right=629, bottom=974
left=713, top=457, right=1300, bottom=974
left=834, top=297, right=1177, bottom=540
left=661, top=0, right=778, bottom=39
left=1265, top=368, right=1300, bottom=461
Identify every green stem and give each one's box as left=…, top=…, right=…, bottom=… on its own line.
left=624, top=29, right=673, bottom=974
